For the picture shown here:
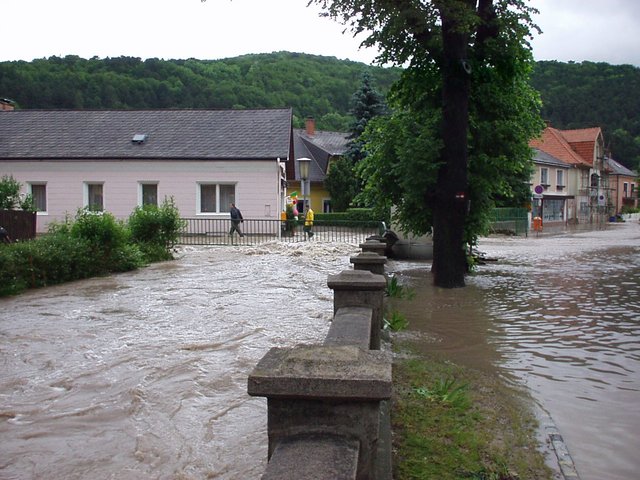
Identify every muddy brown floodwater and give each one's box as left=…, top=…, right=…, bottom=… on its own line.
left=1, top=242, right=354, bottom=479
left=1, top=223, right=639, bottom=480
left=389, top=222, right=640, bottom=480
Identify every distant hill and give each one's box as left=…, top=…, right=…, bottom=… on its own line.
left=531, top=61, right=640, bottom=170
left=1, top=52, right=638, bottom=169
left=0, top=52, right=401, bottom=132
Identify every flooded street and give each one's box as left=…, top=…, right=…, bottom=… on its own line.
left=391, top=222, right=640, bottom=480
left=1, top=223, right=639, bottom=479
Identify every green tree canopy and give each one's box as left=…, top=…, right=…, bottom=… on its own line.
left=324, top=71, right=388, bottom=211
left=314, top=0, right=543, bottom=287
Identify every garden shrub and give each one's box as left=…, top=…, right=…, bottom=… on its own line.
left=0, top=231, right=94, bottom=294
left=620, top=205, right=640, bottom=214
left=70, top=209, right=135, bottom=272
left=0, top=201, right=183, bottom=297
left=0, top=174, right=35, bottom=211
left=128, top=198, right=184, bottom=262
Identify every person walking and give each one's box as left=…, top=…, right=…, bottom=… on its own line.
left=229, top=203, right=244, bottom=238
left=304, top=206, right=314, bottom=239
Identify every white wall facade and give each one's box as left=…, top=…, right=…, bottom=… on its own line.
left=3, top=159, right=282, bottom=232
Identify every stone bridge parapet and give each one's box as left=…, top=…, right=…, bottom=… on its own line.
left=248, top=240, right=391, bottom=480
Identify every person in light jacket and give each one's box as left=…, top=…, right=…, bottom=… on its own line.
left=304, top=207, right=314, bottom=239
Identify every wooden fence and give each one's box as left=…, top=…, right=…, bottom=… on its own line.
left=0, top=210, right=36, bottom=242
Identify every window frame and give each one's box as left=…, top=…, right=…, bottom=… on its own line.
left=556, top=170, right=565, bottom=191
left=84, top=182, right=104, bottom=212
left=139, top=182, right=159, bottom=207
left=540, top=167, right=549, bottom=188
left=197, top=182, right=237, bottom=215
left=28, top=182, right=48, bottom=214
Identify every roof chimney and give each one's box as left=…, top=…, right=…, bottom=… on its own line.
left=305, top=117, right=316, bottom=136
left=0, top=98, right=15, bottom=111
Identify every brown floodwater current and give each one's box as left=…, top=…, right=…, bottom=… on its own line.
left=389, top=222, right=640, bottom=480
left=1, top=223, right=639, bottom=479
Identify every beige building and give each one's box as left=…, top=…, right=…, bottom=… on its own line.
left=530, top=125, right=610, bottom=225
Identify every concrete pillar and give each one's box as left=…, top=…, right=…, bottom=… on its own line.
left=350, top=251, right=387, bottom=276
left=359, top=239, right=386, bottom=256
left=248, top=345, right=392, bottom=480
left=327, top=270, right=386, bottom=349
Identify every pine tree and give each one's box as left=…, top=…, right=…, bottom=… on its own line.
left=324, top=72, right=387, bottom=211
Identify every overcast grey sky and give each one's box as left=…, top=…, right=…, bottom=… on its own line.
left=2, top=0, right=639, bottom=66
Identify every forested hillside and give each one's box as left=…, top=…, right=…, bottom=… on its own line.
left=1, top=53, right=638, bottom=169
left=531, top=61, right=640, bottom=169
left=0, top=52, right=401, bottom=132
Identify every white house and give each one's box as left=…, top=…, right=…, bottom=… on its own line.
left=0, top=108, right=293, bottom=233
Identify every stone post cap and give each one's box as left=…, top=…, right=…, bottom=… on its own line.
left=327, top=269, right=387, bottom=290
left=358, top=239, right=386, bottom=252
left=248, top=345, right=392, bottom=400
left=350, top=251, right=387, bottom=265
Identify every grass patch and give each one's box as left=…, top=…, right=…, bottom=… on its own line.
left=392, top=348, right=552, bottom=479
left=384, top=310, right=410, bottom=331
left=386, top=275, right=416, bottom=299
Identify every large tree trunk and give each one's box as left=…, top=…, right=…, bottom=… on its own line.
left=431, top=3, right=472, bottom=288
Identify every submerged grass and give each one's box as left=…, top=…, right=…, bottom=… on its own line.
left=392, top=348, right=553, bottom=480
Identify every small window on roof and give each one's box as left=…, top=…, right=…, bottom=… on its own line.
left=132, top=134, right=147, bottom=144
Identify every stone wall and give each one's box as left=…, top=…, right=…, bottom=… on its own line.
left=248, top=240, right=392, bottom=480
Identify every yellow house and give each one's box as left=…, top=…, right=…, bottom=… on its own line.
left=287, top=118, right=348, bottom=214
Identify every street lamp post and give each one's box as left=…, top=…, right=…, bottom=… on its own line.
left=297, top=157, right=311, bottom=216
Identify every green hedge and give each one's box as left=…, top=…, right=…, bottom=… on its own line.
left=0, top=199, right=183, bottom=297
left=314, top=208, right=385, bottom=228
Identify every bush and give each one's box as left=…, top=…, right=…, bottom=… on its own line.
left=70, top=209, right=134, bottom=272
left=0, top=232, right=95, bottom=294
left=0, top=201, right=184, bottom=297
left=0, top=175, right=35, bottom=211
left=128, top=198, right=184, bottom=262
left=620, top=205, right=640, bottom=214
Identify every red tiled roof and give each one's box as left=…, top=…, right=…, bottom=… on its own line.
left=561, top=127, right=602, bottom=143
left=529, top=127, right=592, bottom=168
left=562, top=127, right=602, bottom=164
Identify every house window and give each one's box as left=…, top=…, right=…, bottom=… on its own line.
left=556, top=170, right=565, bottom=191
left=140, top=183, right=158, bottom=207
left=85, top=183, right=104, bottom=211
left=323, top=199, right=332, bottom=213
left=540, top=168, right=549, bottom=187
left=198, top=183, right=236, bottom=214
left=542, top=198, right=564, bottom=222
left=623, top=182, right=629, bottom=197
left=219, top=184, right=235, bottom=212
left=29, top=183, right=47, bottom=213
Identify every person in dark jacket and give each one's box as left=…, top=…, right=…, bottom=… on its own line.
left=229, top=203, right=244, bottom=238
left=0, top=226, right=11, bottom=244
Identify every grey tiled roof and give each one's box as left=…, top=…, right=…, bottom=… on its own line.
left=606, top=157, right=637, bottom=177
left=0, top=109, right=292, bottom=160
left=292, top=128, right=349, bottom=182
left=533, top=148, right=569, bottom=168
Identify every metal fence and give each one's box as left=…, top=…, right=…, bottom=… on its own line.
left=488, top=208, right=529, bottom=236
left=178, top=218, right=383, bottom=246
